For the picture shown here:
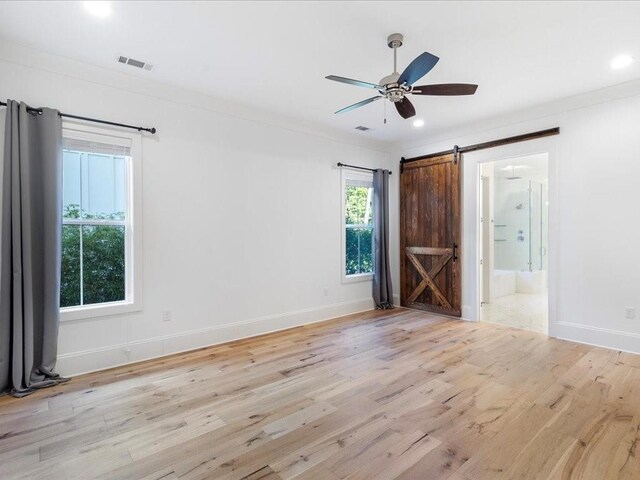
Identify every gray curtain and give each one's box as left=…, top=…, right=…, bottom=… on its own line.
left=1, top=100, right=66, bottom=397
left=373, top=169, right=393, bottom=309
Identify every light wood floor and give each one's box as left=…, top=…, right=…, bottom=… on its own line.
left=1, top=308, right=639, bottom=480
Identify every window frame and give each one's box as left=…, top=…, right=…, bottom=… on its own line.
left=60, top=122, right=143, bottom=322
left=341, top=168, right=375, bottom=284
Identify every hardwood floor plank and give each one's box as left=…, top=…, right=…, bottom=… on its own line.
left=342, top=429, right=441, bottom=480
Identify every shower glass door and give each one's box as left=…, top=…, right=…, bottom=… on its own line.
left=494, top=177, right=529, bottom=272
left=494, top=179, right=547, bottom=273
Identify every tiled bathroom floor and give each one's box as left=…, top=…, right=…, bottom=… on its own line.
left=480, top=291, right=548, bottom=333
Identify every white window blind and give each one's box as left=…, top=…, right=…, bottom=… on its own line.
left=62, top=129, right=132, bottom=156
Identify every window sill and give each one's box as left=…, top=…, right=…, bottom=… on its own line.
left=342, top=273, right=374, bottom=284
left=60, top=300, right=142, bottom=322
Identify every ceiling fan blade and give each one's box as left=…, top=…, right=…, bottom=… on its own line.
left=335, top=96, right=382, bottom=114
left=326, top=75, right=382, bottom=89
left=398, top=52, right=439, bottom=86
left=411, top=83, right=478, bottom=96
left=395, top=97, right=416, bottom=119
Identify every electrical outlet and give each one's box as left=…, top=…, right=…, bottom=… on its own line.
left=625, top=307, right=636, bottom=320
left=322, top=288, right=329, bottom=297
left=161, top=310, right=172, bottom=322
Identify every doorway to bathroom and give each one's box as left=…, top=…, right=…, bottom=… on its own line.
left=479, top=153, right=549, bottom=333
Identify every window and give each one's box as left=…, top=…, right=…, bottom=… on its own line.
left=60, top=124, right=142, bottom=321
left=342, top=170, right=374, bottom=282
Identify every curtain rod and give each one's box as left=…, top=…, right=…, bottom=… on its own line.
left=0, top=100, right=157, bottom=134
left=337, top=162, right=392, bottom=175
left=400, top=127, right=560, bottom=165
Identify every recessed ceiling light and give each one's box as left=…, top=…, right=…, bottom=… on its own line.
left=413, top=119, right=425, bottom=128
left=83, top=1, right=111, bottom=18
left=611, top=54, right=634, bottom=70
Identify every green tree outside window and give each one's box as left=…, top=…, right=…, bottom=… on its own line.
left=345, top=184, right=374, bottom=275
left=60, top=204, right=125, bottom=308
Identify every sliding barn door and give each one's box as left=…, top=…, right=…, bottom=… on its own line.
left=400, top=154, right=461, bottom=316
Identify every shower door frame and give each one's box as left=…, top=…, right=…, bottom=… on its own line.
left=463, top=136, right=559, bottom=337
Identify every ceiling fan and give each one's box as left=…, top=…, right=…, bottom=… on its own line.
left=326, top=33, right=478, bottom=120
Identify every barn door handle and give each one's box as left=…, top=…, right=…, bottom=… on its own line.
left=453, top=243, right=458, bottom=261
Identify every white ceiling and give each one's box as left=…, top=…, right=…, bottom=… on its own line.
left=1, top=1, right=639, bottom=145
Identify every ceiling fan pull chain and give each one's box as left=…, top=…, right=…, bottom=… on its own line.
left=384, top=100, right=387, bottom=124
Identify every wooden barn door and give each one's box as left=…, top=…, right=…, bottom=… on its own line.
left=400, top=153, right=461, bottom=316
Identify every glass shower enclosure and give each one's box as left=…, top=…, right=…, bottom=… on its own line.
left=493, top=178, right=548, bottom=273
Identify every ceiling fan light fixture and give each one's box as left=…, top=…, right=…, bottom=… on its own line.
left=413, top=119, right=425, bottom=128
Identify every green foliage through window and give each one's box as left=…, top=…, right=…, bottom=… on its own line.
left=60, top=204, right=126, bottom=308
left=345, top=184, right=374, bottom=275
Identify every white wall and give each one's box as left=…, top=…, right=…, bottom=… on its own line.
left=399, top=80, right=640, bottom=354
left=0, top=42, right=398, bottom=376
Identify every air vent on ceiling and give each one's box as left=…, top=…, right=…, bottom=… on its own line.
left=355, top=126, right=371, bottom=131
left=117, top=56, right=153, bottom=71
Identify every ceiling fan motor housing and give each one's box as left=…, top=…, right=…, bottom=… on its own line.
left=379, top=72, right=400, bottom=85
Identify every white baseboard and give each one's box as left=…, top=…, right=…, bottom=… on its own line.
left=56, top=297, right=378, bottom=377
left=552, top=321, right=640, bottom=355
